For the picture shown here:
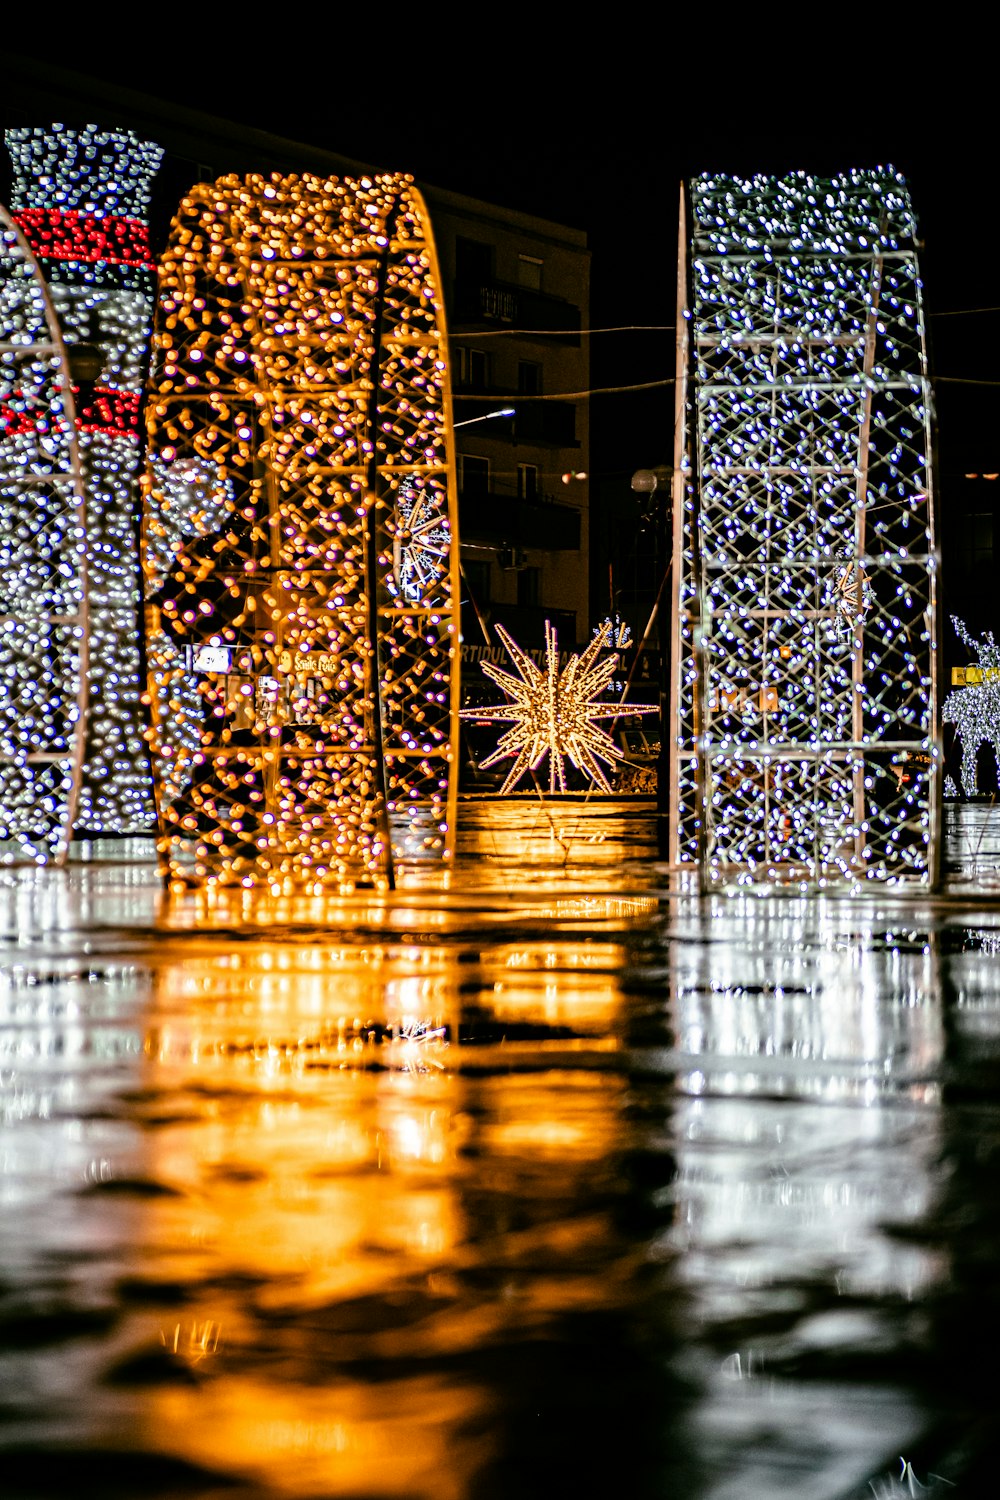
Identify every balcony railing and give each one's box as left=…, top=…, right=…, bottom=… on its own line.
left=452, top=276, right=581, bottom=343
left=458, top=487, right=581, bottom=550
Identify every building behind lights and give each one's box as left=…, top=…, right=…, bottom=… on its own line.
left=425, top=183, right=589, bottom=657
left=4, top=56, right=592, bottom=801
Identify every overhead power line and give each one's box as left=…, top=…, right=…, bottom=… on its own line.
left=455, top=379, right=675, bottom=401
left=450, top=324, right=675, bottom=338
left=931, top=306, right=1000, bottom=318
left=451, top=310, right=1000, bottom=337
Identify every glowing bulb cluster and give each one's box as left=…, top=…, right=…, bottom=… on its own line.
left=143, top=171, right=459, bottom=890
left=5, top=124, right=163, bottom=835
left=463, top=621, right=656, bottom=793
left=674, top=167, right=939, bottom=887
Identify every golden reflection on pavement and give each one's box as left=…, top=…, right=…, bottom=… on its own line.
left=5, top=803, right=1000, bottom=1496
left=123, top=917, right=632, bottom=1496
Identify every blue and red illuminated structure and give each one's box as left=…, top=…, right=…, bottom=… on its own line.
left=0, top=202, right=88, bottom=864
left=5, top=124, right=162, bottom=837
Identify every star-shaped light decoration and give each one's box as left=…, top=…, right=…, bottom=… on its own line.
left=462, top=621, right=658, bottom=793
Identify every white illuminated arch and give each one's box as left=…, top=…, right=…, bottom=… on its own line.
left=671, top=169, right=941, bottom=889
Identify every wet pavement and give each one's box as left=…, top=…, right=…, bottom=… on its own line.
left=2, top=798, right=1000, bottom=1499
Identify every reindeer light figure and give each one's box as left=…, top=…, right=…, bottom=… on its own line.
left=942, top=616, right=1000, bottom=796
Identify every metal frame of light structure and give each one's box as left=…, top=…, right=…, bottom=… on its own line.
left=670, top=169, right=941, bottom=890
left=143, top=171, right=460, bottom=891
left=5, top=124, right=163, bottom=838
left=0, top=202, right=88, bottom=865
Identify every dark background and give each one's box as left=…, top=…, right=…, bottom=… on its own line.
left=3, top=43, right=997, bottom=647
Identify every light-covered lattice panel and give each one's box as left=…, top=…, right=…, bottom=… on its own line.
left=670, top=169, right=941, bottom=889
left=0, top=204, right=88, bottom=864
left=5, top=124, right=162, bottom=836
left=144, top=172, right=459, bottom=890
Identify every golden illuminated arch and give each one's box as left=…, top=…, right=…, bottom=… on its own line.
left=142, top=172, right=459, bottom=891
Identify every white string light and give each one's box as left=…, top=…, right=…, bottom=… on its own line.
left=674, top=167, right=940, bottom=888
left=0, top=204, right=87, bottom=865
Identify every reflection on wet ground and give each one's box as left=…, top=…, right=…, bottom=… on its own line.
left=2, top=798, right=1000, bottom=1497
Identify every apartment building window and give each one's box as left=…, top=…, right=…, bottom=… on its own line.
left=517, top=463, right=539, bottom=501
left=518, top=361, right=542, bottom=395
left=456, top=237, right=493, bottom=284
left=517, top=254, right=543, bottom=291
left=462, top=558, right=491, bottom=606
left=960, top=509, right=994, bottom=588
left=458, top=347, right=491, bottom=388
left=517, top=567, right=541, bottom=607
left=961, top=510, right=994, bottom=559
left=459, top=455, right=490, bottom=496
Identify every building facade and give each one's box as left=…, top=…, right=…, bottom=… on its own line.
left=4, top=59, right=592, bottom=807
left=420, top=184, right=590, bottom=667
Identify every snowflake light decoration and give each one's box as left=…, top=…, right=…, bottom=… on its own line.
left=827, top=551, right=874, bottom=638
left=462, top=621, right=657, bottom=794
left=388, top=474, right=450, bottom=605
left=591, top=613, right=632, bottom=649
left=943, top=616, right=1000, bottom=796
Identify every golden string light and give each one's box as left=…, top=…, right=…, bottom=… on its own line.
left=143, top=171, right=460, bottom=891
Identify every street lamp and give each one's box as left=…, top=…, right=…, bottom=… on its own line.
left=454, top=406, right=515, bottom=428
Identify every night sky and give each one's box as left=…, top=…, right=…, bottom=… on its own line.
left=3, top=43, right=997, bottom=552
